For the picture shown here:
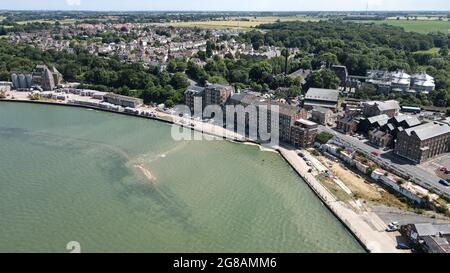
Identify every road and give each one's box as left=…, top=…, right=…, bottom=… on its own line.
left=279, top=146, right=403, bottom=253
left=318, top=125, right=450, bottom=197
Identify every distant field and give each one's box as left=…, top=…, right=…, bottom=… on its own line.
left=361, top=19, right=450, bottom=34
left=16, top=19, right=78, bottom=25
left=156, top=16, right=321, bottom=29
left=415, top=47, right=450, bottom=56
left=15, top=18, right=112, bottom=25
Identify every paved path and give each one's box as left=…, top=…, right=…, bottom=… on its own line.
left=278, top=147, right=402, bottom=253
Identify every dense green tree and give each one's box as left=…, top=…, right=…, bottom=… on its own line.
left=304, top=69, right=340, bottom=91
left=439, top=46, right=449, bottom=57
left=249, top=61, right=272, bottom=83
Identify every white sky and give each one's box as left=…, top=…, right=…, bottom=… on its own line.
left=0, top=0, right=449, bottom=11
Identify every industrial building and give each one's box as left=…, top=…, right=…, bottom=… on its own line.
left=103, top=93, right=143, bottom=108
left=228, top=92, right=309, bottom=144
left=362, top=100, right=400, bottom=118
left=394, top=122, right=450, bottom=163
left=365, top=69, right=435, bottom=94
left=402, top=223, right=450, bottom=253
left=304, top=88, right=340, bottom=111
left=11, top=65, right=64, bottom=91
left=11, top=73, right=33, bottom=90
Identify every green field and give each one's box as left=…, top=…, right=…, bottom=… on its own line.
left=415, top=47, right=450, bottom=56
left=156, top=16, right=320, bottom=29
left=15, top=17, right=114, bottom=25
left=362, top=19, right=450, bottom=34
left=15, top=19, right=78, bottom=25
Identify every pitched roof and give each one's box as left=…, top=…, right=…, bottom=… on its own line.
left=376, top=100, right=400, bottom=111
left=367, top=114, right=389, bottom=125
left=305, top=88, right=339, bottom=102
left=392, top=115, right=421, bottom=128
left=405, top=123, right=450, bottom=141
left=230, top=93, right=301, bottom=117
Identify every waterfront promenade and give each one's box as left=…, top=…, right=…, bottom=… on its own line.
left=0, top=92, right=402, bottom=253
left=278, top=147, right=401, bottom=253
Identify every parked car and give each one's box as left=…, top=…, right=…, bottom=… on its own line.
left=298, top=152, right=305, bottom=158
left=386, top=222, right=399, bottom=232
left=396, top=243, right=411, bottom=250
left=386, top=226, right=397, bottom=232
left=439, top=179, right=450, bottom=187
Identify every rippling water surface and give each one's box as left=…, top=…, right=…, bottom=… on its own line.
left=0, top=102, right=364, bottom=253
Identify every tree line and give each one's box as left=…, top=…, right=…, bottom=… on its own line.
left=0, top=40, right=189, bottom=107
left=239, top=20, right=450, bottom=107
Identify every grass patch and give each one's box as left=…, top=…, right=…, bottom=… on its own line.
left=316, top=174, right=352, bottom=202
left=414, top=47, right=450, bottom=56
left=360, top=19, right=450, bottom=34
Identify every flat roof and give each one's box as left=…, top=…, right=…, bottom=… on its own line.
left=104, top=93, right=143, bottom=102
left=296, top=119, right=317, bottom=126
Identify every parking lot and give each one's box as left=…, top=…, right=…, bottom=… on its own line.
left=420, top=154, right=450, bottom=182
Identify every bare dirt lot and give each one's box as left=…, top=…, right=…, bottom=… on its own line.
left=317, top=156, right=408, bottom=209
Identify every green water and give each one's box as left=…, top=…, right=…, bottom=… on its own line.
left=0, top=102, right=364, bottom=253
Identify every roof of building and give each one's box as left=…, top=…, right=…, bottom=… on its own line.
left=185, top=85, right=205, bottom=94
left=230, top=93, right=302, bottom=117
left=312, top=106, right=332, bottom=114
left=296, top=119, right=317, bottom=127
left=206, top=83, right=232, bottom=91
left=412, top=72, right=435, bottom=87
left=392, top=115, right=422, bottom=128
left=376, top=100, right=400, bottom=112
left=405, top=122, right=450, bottom=141
left=422, top=235, right=450, bottom=253
left=305, top=88, right=339, bottom=102
left=367, top=114, right=389, bottom=125
left=414, top=223, right=450, bottom=237
left=289, top=69, right=311, bottom=79
left=104, top=93, right=143, bottom=102
left=391, top=70, right=411, bottom=80
left=270, top=101, right=303, bottom=117
left=384, top=123, right=395, bottom=131
left=304, top=101, right=338, bottom=109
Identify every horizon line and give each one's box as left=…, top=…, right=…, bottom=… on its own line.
left=1, top=9, right=450, bottom=13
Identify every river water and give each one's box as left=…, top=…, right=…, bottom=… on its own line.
left=0, top=102, right=364, bottom=252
